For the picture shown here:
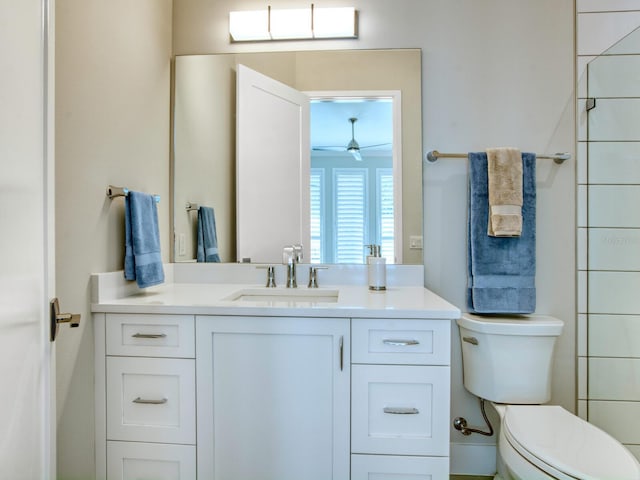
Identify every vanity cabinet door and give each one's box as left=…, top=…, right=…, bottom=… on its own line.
left=351, top=454, right=449, bottom=480
left=196, top=316, right=350, bottom=480
left=107, top=441, right=196, bottom=480
left=106, top=356, right=196, bottom=445
left=105, top=314, right=194, bottom=358
left=352, top=318, right=450, bottom=365
left=351, top=364, right=450, bottom=456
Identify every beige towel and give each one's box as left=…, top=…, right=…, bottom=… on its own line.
left=486, top=147, right=523, bottom=237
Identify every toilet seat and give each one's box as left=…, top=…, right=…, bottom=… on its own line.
left=503, top=405, right=640, bottom=480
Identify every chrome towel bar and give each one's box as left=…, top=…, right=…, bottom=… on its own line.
left=425, top=150, right=571, bottom=164
left=106, top=185, right=160, bottom=203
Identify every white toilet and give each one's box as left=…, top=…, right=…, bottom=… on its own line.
left=457, top=313, right=640, bottom=480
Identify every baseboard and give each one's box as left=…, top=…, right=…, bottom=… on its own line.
left=450, top=442, right=497, bottom=476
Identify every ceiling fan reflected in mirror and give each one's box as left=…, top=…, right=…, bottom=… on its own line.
left=313, top=117, right=391, bottom=161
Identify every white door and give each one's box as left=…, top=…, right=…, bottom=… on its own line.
left=196, top=316, right=350, bottom=479
left=236, top=64, right=310, bottom=263
left=0, top=0, right=56, bottom=477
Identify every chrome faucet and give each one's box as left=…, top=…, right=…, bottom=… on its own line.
left=283, top=244, right=303, bottom=288
left=308, top=265, right=328, bottom=288
left=257, top=265, right=277, bottom=287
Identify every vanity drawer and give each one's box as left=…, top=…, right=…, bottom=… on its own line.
left=351, top=364, right=450, bottom=456
left=352, top=318, right=450, bottom=365
left=351, top=454, right=449, bottom=480
left=106, top=314, right=194, bottom=358
left=106, top=356, right=196, bottom=444
left=107, top=441, right=196, bottom=480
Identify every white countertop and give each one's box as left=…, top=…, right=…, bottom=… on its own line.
left=91, top=264, right=460, bottom=320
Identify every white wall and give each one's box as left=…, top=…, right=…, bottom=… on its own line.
left=55, top=1, right=172, bottom=478
left=576, top=0, right=640, bottom=462
left=174, top=0, right=576, bottom=475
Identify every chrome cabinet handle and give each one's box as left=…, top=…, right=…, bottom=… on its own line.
left=339, top=336, right=344, bottom=371
left=383, top=339, right=419, bottom=346
left=132, top=333, right=167, bottom=339
left=463, top=336, right=479, bottom=345
left=132, top=397, right=168, bottom=405
left=384, top=407, right=420, bottom=415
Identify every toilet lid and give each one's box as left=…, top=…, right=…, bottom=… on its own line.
left=503, top=405, right=640, bottom=480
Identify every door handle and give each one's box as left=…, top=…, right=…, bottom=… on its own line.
left=50, top=298, right=81, bottom=341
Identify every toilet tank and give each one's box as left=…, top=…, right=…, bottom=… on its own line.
left=457, top=314, right=563, bottom=404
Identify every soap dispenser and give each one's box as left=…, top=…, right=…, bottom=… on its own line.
left=365, top=244, right=386, bottom=291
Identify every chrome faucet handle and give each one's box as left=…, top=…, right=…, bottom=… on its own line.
left=308, top=266, right=328, bottom=288
left=282, top=245, right=299, bottom=288
left=292, top=244, right=303, bottom=263
left=282, top=245, right=295, bottom=264
left=256, top=265, right=277, bottom=287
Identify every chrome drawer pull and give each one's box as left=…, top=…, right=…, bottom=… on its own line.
left=132, top=397, right=168, bottom=405
left=463, top=336, right=479, bottom=345
left=132, top=333, right=167, bottom=339
left=383, top=407, right=420, bottom=415
left=383, top=339, right=419, bottom=346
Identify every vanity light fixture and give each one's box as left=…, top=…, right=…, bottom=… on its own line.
left=229, top=5, right=358, bottom=42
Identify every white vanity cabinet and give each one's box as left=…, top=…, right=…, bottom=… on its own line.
left=92, top=278, right=456, bottom=480
left=196, top=315, right=351, bottom=480
left=350, top=318, right=451, bottom=479
left=94, top=313, right=197, bottom=480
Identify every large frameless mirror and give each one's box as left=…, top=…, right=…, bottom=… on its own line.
left=172, top=48, right=423, bottom=264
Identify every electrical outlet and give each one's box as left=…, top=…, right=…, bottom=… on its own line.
left=409, top=235, right=423, bottom=249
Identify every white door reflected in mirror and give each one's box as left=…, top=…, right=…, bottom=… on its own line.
left=236, top=65, right=310, bottom=264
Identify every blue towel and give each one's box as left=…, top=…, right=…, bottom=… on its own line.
left=467, top=152, right=536, bottom=314
left=124, top=191, right=165, bottom=288
left=197, top=206, right=221, bottom=263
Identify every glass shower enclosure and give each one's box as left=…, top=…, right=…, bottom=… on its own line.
left=584, top=25, right=640, bottom=458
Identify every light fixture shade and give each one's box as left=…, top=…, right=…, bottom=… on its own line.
left=313, top=7, right=357, bottom=38
left=270, top=8, right=312, bottom=39
left=229, top=6, right=358, bottom=42
left=229, top=10, right=270, bottom=41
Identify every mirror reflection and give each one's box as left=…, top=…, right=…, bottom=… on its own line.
left=172, top=49, right=423, bottom=264
left=310, top=95, right=397, bottom=264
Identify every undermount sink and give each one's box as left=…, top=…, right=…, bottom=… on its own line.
left=225, top=288, right=339, bottom=304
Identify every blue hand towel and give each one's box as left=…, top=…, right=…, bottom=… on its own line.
left=124, top=191, right=165, bottom=288
left=467, top=152, right=536, bottom=314
left=197, top=206, right=221, bottom=263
